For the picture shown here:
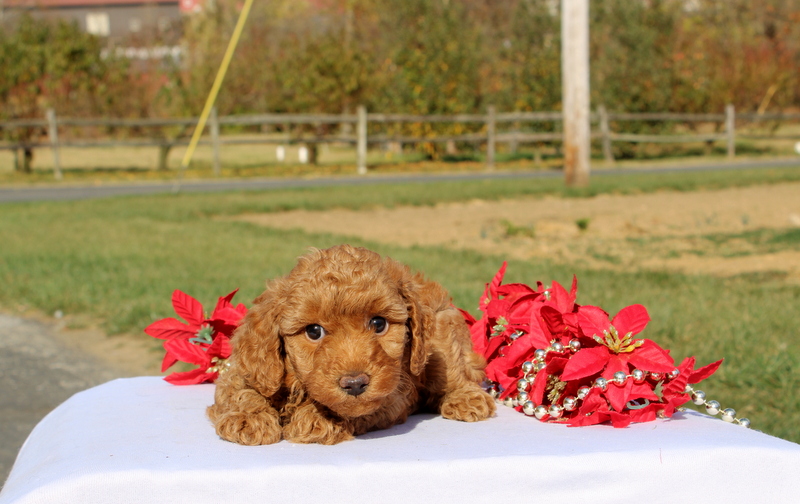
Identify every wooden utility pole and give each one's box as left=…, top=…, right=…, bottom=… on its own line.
left=561, top=0, right=590, bottom=187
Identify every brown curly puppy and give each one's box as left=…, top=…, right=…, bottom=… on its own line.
left=208, top=244, right=495, bottom=445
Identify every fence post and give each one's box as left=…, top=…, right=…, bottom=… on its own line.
left=46, top=108, right=63, bottom=180
left=598, top=105, right=614, bottom=164
left=357, top=105, right=367, bottom=175
left=210, top=106, right=221, bottom=175
left=486, top=105, right=496, bottom=170
left=509, top=111, right=519, bottom=154
left=725, top=104, right=735, bottom=159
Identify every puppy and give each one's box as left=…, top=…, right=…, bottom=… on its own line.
left=208, top=244, right=495, bottom=445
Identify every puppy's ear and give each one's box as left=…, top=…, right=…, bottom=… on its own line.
left=230, top=285, right=285, bottom=398
left=400, top=281, right=433, bottom=376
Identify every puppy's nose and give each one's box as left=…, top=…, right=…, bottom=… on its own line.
left=339, top=373, right=370, bottom=396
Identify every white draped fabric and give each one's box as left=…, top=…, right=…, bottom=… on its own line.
left=2, top=377, right=798, bottom=504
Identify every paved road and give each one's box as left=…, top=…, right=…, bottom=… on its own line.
left=1, top=159, right=799, bottom=203
left=0, top=314, right=124, bottom=488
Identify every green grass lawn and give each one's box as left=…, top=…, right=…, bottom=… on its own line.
left=1, top=167, right=799, bottom=442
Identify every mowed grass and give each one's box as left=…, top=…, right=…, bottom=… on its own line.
left=1, top=167, right=799, bottom=442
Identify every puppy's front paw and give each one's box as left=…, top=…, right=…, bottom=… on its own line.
left=440, top=386, right=496, bottom=422
left=283, top=403, right=355, bottom=445
left=210, top=408, right=282, bottom=445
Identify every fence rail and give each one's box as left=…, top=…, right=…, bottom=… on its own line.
left=1, top=104, right=798, bottom=179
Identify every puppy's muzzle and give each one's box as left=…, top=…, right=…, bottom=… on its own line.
left=339, top=373, right=370, bottom=396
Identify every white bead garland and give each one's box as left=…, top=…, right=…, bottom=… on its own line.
left=684, top=384, right=750, bottom=427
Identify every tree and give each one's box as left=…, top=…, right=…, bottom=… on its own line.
left=0, top=15, right=125, bottom=172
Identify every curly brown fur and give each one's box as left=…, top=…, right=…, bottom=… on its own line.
left=208, top=244, right=495, bottom=445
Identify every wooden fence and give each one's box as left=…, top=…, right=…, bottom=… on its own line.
left=1, top=105, right=799, bottom=180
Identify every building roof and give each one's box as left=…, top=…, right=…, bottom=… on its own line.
left=4, top=0, right=179, bottom=7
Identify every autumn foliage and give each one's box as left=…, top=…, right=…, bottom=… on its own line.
left=2, top=0, right=799, bottom=160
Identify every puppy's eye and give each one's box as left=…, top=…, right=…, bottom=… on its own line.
left=305, top=324, right=326, bottom=341
left=369, top=316, right=388, bottom=335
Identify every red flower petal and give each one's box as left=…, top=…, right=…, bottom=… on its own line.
left=507, top=293, right=543, bottom=321
left=144, top=317, right=194, bottom=340
left=163, top=338, right=210, bottom=367
left=490, top=262, right=507, bottom=288
left=688, top=359, right=723, bottom=384
left=577, top=305, right=611, bottom=339
left=548, top=280, right=574, bottom=313
left=527, top=312, right=552, bottom=349
left=530, top=368, right=548, bottom=404
left=165, top=368, right=214, bottom=385
left=540, top=305, right=566, bottom=335
left=602, top=355, right=633, bottom=412
left=602, top=354, right=629, bottom=377
left=561, top=312, right=580, bottom=335
left=611, top=304, right=650, bottom=336
left=161, top=350, right=178, bottom=373
left=627, top=403, right=658, bottom=423
left=609, top=411, right=632, bottom=428
left=606, top=379, right=633, bottom=414
left=209, top=306, right=247, bottom=325
left=467, top=316, right=489, bottom=356
left=568, top=389, right=609, bottom=426
left=561, top=346, right=610, bottom=381
left=212, top=289, right=239, bottom=314
left=172, top=290, right=204, bottom=325
left=661, top=403, right=677, bottom=419
left=627, top=340, right=675, bottom=373
left=459, top=308, right=477, bottom=325
left=486, top=299, right=513, bottom=320
left=628, top=382, right=660, bottom=402
left=545, top=356, right=570, bottom=376
left=502, top=334, right=538, bottom=368
left=481, top=262, right=507, bottom=309
left=497, top=283, right=538, bottom=298
left=485, top=334, right=507, bottom=360
left=666, top=392, right=690, bottom=410
left=568, top=412, right=608, bottom=427
left=207, top=333, right=232, bottom=359
left=662, top=357, right=695, bottom=398
left=208, top=320, right=239, bottom=340
left=486, top=358, right=520, bottom=395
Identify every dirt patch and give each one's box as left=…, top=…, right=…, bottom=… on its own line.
left=232, top=182, right=800, bottom=281
left=49, top=320, right=166, bottom=377
left=4, top=309, right=165, bottom=377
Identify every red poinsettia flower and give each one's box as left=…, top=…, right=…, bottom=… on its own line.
left=145, top=289, right=246, bottom=344
left=563, top=304, right=675, bottom=415
left=468, top=263, right=542, bottom=395
left=464, top=264, right=727, bottom=429
left=470, top=262, right=510, bottom=358
left=162, top=333, right=232, bottom=385
left=468, top=263, right=583, bottom=399
left=568, top=387, right=616, bottom=427
left=144, top=289, right=247, bottom=384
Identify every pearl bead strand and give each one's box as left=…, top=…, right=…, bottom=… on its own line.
left=684, top=384, right=750, bottom=428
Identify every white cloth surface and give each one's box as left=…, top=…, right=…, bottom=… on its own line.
left=1, top=377, right=798, bottom=504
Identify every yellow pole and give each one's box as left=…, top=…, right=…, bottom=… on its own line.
left=174, top=0, right=254, bottom=191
